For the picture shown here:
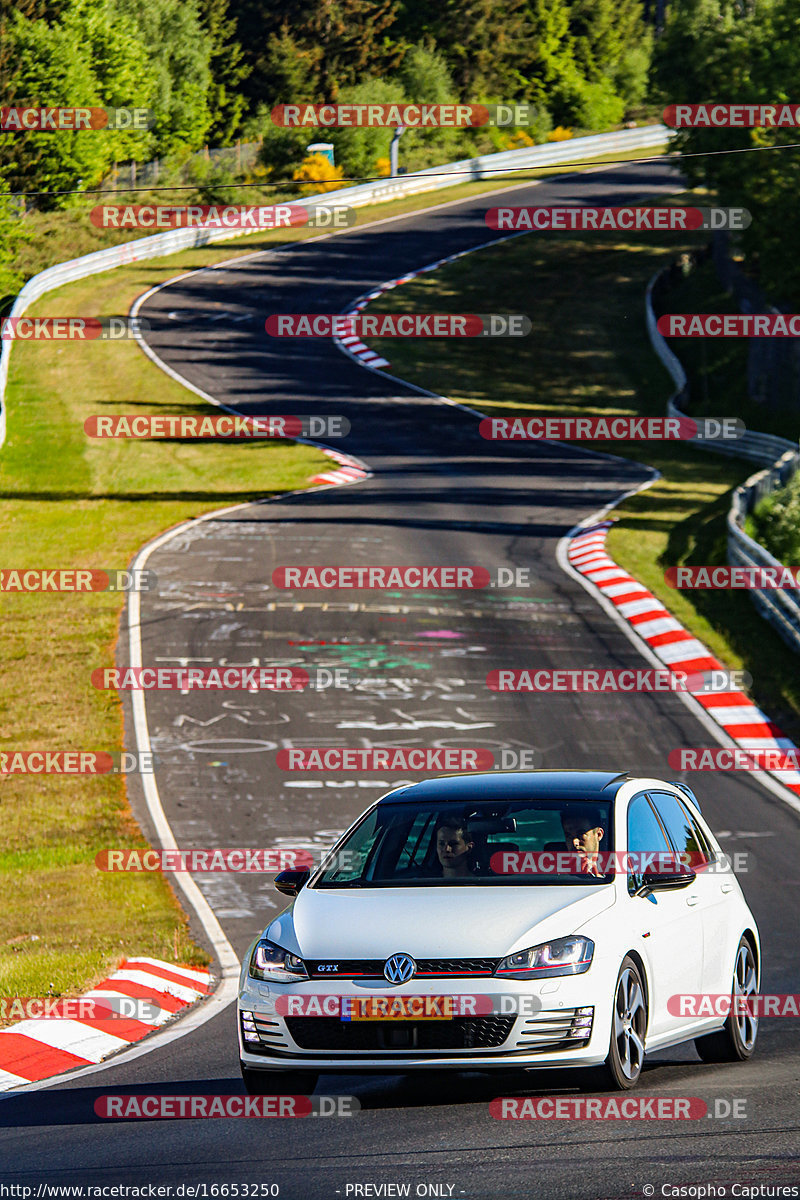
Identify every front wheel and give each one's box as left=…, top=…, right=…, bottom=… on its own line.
left=240, top=1063, right=319, bottom=1095
left=695, top=937, right=758, bottom=1063
left=596, top=956, right=648, bottom=1090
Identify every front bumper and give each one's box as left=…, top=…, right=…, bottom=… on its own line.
left=238, top=972, right=614, bottom=1072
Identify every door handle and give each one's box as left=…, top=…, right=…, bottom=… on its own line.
left=720, top=882, right=734, bottom=894
left=686, top=894, right=699, bottom=906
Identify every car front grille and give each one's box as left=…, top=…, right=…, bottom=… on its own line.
left=306, top=957, right=500, bottom=979
left=285, top=1015, right=515, bottom=1051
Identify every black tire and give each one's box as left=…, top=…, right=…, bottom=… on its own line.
left=695, top=937, right=758, bottom=1063
left=240, top=1063, right=319, bottom=1095
left=595, top=956, right=648, bottom=1090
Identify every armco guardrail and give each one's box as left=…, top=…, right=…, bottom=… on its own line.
left=0, top=123, right=671, bottom=448
left=645, top=270, right=795, bottom=467
left=728, top=451, right=800, bottom=652
left=646, top=265, right=800, bottom=654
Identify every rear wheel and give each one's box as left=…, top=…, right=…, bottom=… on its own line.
left=240, top=1063, right=319, bottom=1095
left=695, top=937, right=758, bottom=1063
left=596, top=956, right=647, bottom=1090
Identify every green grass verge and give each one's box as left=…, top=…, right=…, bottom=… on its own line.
left=359, top=203, right=800, bottom=745
left=0, top=263, right=328, bottom=1005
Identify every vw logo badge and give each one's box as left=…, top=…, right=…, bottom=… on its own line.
left=384, top=953, right=416, bottom=984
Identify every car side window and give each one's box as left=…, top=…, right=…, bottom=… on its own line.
left=627, top=793, right=672, bottom=895
left=648, top=791, right=712, bottom=867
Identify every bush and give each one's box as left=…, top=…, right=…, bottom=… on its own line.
left=292, top=154, right=345, bottom=194
left=749, top=473, right=800, bottom=566
left=256, top=119, right=316, bottom=183
left=328, top=77, right=407, bottom=179
left=571, top=79, right=625, bottom=131
left=0, top=184, right=31, bottom=310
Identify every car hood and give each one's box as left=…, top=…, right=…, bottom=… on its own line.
left=266, top=884, right=616, bottom=960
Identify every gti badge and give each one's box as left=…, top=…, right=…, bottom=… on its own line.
left=384, top=953, right=416, bottom=984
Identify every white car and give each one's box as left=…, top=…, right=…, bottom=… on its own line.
left=238, top=771, right=760, bottom=1093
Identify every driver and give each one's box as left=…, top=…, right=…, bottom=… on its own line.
left=435, top=821, right=475, bottom=878
left=560, top=807, right=606, bottom=877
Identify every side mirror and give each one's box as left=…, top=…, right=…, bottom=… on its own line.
left=637, top=868, right=696, bottom=896
left=274, top=867, right=311, bottom=897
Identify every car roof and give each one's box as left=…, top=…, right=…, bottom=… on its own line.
left=378, top=770, right=631, bottom=804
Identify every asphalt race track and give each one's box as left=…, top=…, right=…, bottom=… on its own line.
left=2, top=161, right=799, bottom=1199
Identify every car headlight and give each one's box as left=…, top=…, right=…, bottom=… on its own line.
left=496, top=935, right=594, bottom=979
left=249, top=939, right=308, bottom=982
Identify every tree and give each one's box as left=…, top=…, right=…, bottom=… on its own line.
left=568, top=0, right=652, bottom=111
left=327, top=76, right=407, bottom=178
left=116, top=0, right=214, bottom=156
left=518, top=0, right=575, bottom=110
left=651, top=0, right=800, bottom=302
left=201, top=0, right=250, bottom=144
left=424, top=0, right=534, bottom=98
left=0, top=0, right=161, bottom=206
left=394, top=43, right=472, bottom=169
left=0, top=9, right=117, bottom=205
left=234, top=0, right=403, bottom=103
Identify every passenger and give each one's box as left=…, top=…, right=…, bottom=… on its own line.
left=435, top=821, right=475, bottom=878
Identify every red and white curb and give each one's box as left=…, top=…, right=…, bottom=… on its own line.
left=333, top=250, right=487, bottom=372
left=0, top=958, right=211, bottom=1090
left=568, top=520, right=800, bottom=802
left=310, top=447, right=370, bottom=487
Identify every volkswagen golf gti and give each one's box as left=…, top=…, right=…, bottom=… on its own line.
left=237, top=771, right=760, bottom=1092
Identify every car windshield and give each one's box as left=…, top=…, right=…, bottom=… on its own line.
left=312, top=798, right=615, bottom=888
